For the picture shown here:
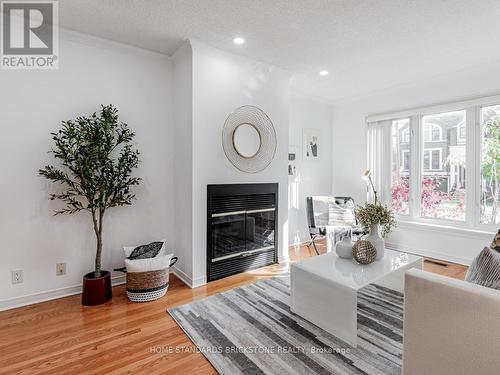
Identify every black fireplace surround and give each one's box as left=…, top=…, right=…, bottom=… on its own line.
left=207, top=183, right=278, bottom=281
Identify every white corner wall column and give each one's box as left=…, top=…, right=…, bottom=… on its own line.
left=170, top=40, right=292, bottom=287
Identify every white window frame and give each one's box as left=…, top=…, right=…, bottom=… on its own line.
left=423, top=123, right=443, bottom=142
left=457, top=121, right=466, bottom=143
left=367, top=94, right=500, bottom=232
left=401, top=127, right=410, bottom=143
left=400, top=150, right=410, bottom=171
left=423, top=148, right=442, bottom=171
left=478, top=104, right=500, bottom=226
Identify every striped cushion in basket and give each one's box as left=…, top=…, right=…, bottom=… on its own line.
left=465, top=246, right=500, bottom=291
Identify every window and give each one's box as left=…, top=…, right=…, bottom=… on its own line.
left=401, top=127, right=410, bottom=143
left=421, top=111, right=466, bottom=221
left=423, top=149, right=441, bottom=170
left=423, top=123, right=442, bottom=142
left=457, top=122, right=466, bottom=142
left=423, top=148, right=442, bottom=170
left=480, top=105, right=500, bottom=225
left=401, top=150, right=410, bottom=171
left=391, top=119, right=410, bottom=215
left=366, top=96, right=500, bottom=229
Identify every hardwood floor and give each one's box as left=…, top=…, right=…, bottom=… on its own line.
left=422, top=257, right=468, bottom=280
left=0, top=242, right=467, bottom=374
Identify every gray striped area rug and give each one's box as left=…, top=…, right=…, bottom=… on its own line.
left=168, top=276, right=403, bottom=374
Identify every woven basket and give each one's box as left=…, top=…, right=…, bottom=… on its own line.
left=124, top=257, right=178, bottom=302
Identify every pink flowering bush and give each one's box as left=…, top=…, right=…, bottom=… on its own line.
left=391, top=176, right=409, bottom=214
left=421, top=177, right=444, bottom=217
left=391, top=176, right=465, bottom=219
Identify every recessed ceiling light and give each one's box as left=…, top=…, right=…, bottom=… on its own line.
left=319, top=70, right=329, bottom=76
left=233, top=37, right=245, bottom=45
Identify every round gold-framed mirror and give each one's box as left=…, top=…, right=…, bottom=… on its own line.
left=222, top=106, right=276, bottom=173
left=232, top=123, right=262, bottom=159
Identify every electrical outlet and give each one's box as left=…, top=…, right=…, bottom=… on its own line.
left=56, top=262, right=66, bottom=276
left=11, top=270, right=23, bottom=284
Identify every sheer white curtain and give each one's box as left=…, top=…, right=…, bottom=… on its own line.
left=366, top=120, right=391, bottom=204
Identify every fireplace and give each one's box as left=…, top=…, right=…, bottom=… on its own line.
left=207, top=183, right=278, bottom=281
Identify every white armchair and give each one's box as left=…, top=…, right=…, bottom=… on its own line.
left=403, top=269, right=500, bottom=375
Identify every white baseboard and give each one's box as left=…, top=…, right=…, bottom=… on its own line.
left=170, top=266, right=191, bottom=287
left=385, top=242, right=472, bottom=266
left=278, top=254, right=289, bottom=263
left=0, top=275, right=126, bottom=312
left=171, top=266, right=207, bottom=289
left=192, top=276, right=207, bottom=288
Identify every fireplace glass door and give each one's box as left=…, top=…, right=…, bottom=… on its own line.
left=211, top=208, right=275, bottom=262
left=245, top=208, right=275, bottom=251
left=211, top=211, right=247, bottom=261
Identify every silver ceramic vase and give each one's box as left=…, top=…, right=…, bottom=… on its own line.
left=365, top=224, right=385, bottom=260
left=335, top=236, right=354, bottom=259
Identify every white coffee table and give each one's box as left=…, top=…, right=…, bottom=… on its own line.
left=290, top=249, right=423, bottom=347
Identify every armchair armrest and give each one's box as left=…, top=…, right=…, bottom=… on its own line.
left=403, top=269, right=500, bottom=375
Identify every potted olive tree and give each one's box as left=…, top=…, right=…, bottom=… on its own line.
left=39, top=105, right=140, bottom=306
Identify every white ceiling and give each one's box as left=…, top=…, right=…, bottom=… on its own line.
left=59, top=0, right=500, bottom=102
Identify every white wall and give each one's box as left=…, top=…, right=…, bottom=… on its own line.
left=288, top=95, right=333, bottom=246
left=331, top=61, right=500, bottom=265
left=0, top=31, right=173, bottom=309
left=169, top=40, right=291, bottom=287
left=0, top=33, right=326, bottom=307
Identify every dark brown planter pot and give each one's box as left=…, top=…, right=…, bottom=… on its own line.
left=82, top=270, right=112, bottom=306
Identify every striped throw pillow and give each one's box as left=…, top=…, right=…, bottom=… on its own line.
left=465, top=246, right=500, bottom=291
left=328, top=201, right=356, bottom=227
left=491, top=229, right=500, bottom=253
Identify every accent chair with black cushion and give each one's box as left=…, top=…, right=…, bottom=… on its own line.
left=306, top=196, right=364, bottom=254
